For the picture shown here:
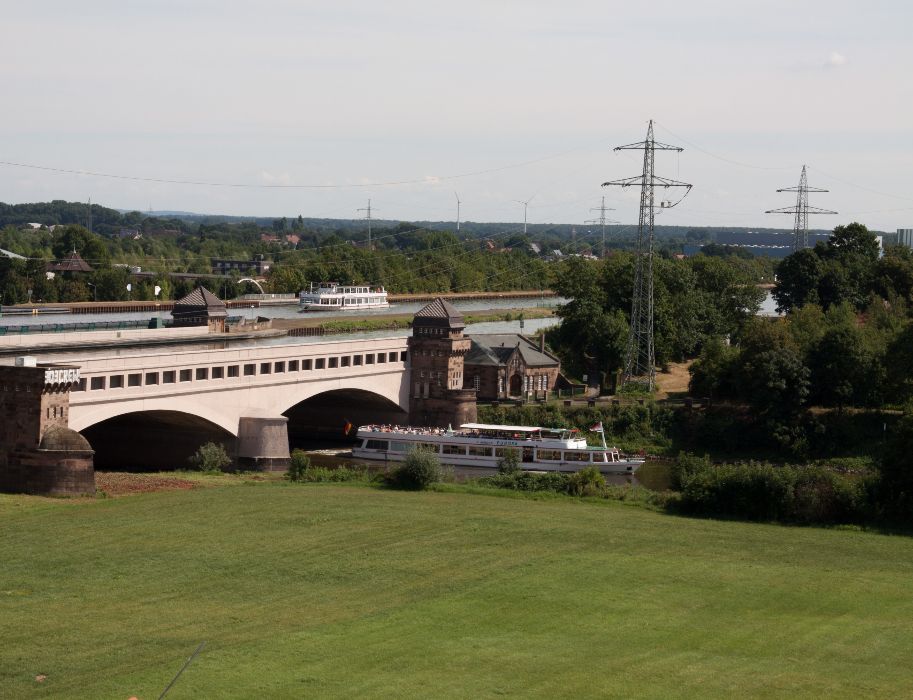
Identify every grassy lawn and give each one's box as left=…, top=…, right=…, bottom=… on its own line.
left=2, top=479, right=913, bottom=698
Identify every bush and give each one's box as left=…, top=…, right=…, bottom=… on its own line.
left=497, top=448, right=521, bottom=475
left=671, top=452, right=869, bottom=524
left=391, top=447, right=443, bottom=490
left=188, top=442, right=231, bottom=472
left=566, top=467, right=606, bottom=497
left=286, top=450, right=311, bottom=482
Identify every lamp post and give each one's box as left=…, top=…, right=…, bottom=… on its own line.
left=87, top=282, right=97, bottom=302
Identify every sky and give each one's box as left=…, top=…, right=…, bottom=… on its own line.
left=2, top=1, right=913, bottom=235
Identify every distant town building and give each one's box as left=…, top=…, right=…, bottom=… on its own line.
left=898, top=229, right=913, bottom=248
left=463, top=333, right=560, bottom=401
left=115, top=228, right=142, bottom=240
left=0, top=247, right=26, bottom=260
left=210, top=258, right=272, bottom=275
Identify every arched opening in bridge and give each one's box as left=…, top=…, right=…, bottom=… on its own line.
left=284, top=388, right=408, bottom=448
left=81, top=410, right=234, bottom=471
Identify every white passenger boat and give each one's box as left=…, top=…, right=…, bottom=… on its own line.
left=298, top=282, right=389, bottom=311
left=351, top=422, right=643, bottom=474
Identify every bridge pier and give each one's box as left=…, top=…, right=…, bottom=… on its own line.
left=236, top=415, right=290, bottom=472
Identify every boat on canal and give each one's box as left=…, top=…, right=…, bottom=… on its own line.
left=351, top=422, right=643, bottom=474
left=298, top=283, right=389, bottom=311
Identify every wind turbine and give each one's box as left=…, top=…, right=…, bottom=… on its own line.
left=454, top=191, right=461, bottom=231
left=514, top=194, right=535, bottom=235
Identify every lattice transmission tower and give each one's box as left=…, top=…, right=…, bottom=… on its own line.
left=602, top=120, right=691, bottom=391
left=765, top=165, right=837, bottom=252
left=585, top=196, right=617, bottom=259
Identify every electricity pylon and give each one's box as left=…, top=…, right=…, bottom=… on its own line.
left=602, top=120, right=691, bottom=391
left=356, top=199, right=375, bottom=249
left=766, top=165, right=837, bottom=252
left=585, top=196, right=617, bottom=259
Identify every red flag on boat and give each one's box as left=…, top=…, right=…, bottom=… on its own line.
left=343, top=420, right=353, bottom=435
left=589, top=421, right=604, bottom=432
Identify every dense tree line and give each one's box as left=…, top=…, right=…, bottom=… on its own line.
left=545, top=250, right=768, bottom=390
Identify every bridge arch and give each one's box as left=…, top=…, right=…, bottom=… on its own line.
left=81, top=410, right=235, bottom=471
left=283, top=387, right=408, bottom=446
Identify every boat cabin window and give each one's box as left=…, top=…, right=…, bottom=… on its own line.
left=565, top=451, right=590, bottom=462
left=365, top=439, right=388, bottom=450
left=442, top=444, right=466, bottom=455
left=537, top=449, right=561, bottom=461
left=467, top=445, right=491, bottom=457
left=495, top=447, right=521, bottom=459
left=416, top=443, right=439, bottom=453
left=389, top=441, right=411, bottom=452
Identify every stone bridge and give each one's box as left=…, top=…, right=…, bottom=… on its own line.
left=54, top=336, right=410, bottom=469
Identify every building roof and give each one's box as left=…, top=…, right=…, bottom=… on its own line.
left=413, top=297, right=465, bottom=329
left=173, top=285, right=226, bottom=310
left=465, top=333, right=559, bottom=369
left=47, top=251, right=93, bottom=273
left=0, top=247, right=26, bottom=260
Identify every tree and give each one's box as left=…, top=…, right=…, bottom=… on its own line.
left=773, top=248, right=823, bottom=313
left=807, top=325, right=871, bottom=409
left=826, top=222, right=880, bottom=262
left=737, top=319, right=810, bottom=419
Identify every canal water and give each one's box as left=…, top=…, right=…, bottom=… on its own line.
left=0, top=296, right=564, bottom=327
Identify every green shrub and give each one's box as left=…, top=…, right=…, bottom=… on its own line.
left=497, top=448, right=521, bottom=475
left=286, top=450, right=311, bottom=482
left=188, top=442, right=231, bottom=472
left=391, top=448, right=443, bottom=490
left=566, top=467, right=606, bottom=497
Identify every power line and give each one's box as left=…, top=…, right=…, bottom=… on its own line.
left=0, top=146, right=590, bottom=190
left=602, top=120, right=691, bottom=392
left=356, top=199, right=375, bottom=249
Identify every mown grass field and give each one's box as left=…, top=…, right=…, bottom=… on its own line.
left=2, top=478, right=913, bottom=698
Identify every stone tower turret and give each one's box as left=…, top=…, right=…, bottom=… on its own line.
left=408, top=298, right=477, bottom=427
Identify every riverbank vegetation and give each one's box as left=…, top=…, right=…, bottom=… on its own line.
left=3, top=480, right=913, bottom=698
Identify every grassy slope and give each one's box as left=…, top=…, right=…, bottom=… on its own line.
left=2, top=483, right=913, bottom=699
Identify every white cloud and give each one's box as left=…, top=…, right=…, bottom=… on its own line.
left=827, top=51, right=848, bottom=67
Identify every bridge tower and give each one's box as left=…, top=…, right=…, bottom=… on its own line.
left=0, top=358, right=95, bottom=496
left=408, top=298, right=477, bottom=427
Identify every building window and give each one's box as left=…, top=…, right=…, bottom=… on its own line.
left=90, top=376, right=106, bottom=391
left=274, top=361, right=285, bottom=373
left=196, top=368, right=208, bottom=380
left=179, top=369, right=192, bottom=382
left=243, top=364, right=256, bottom=376
left=315, top=358, right=325, bottom=370
left=353, top=355, right=362, bottom=366
left=289, top=360, right=299, bottom=372
left=226, top=365, right=239, bottom=378
left=260, top=363, right=271, bottom=375
left=365, top=354, right=374, bottom=365
left=473, top=375, right=480, bottom=391
left=377, top=353, right=386, bottom=364
left=400, top=351, right=408, bottom=362
left=145, top=372, right=159, bottom=385
left=389, top=352, right=398, bottom=362
left=303, top=359, right=312, bottom=370
left=74, top=378, right=87, bottom=392
left=109, top=375, right=124, bottom=389
left=328, top=357, right=338, bottom=369
left=212, top=366, right=224, bottom=379
left=128, top=373, right=142, bottom=387
left=163, top=371, right=176, bottom=384
left=341, top=356, right=350, bottom=367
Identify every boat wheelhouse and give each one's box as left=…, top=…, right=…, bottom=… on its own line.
left=299, top=282, right=389, bottom=311
left=351, top=422, right=643, bottom=474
